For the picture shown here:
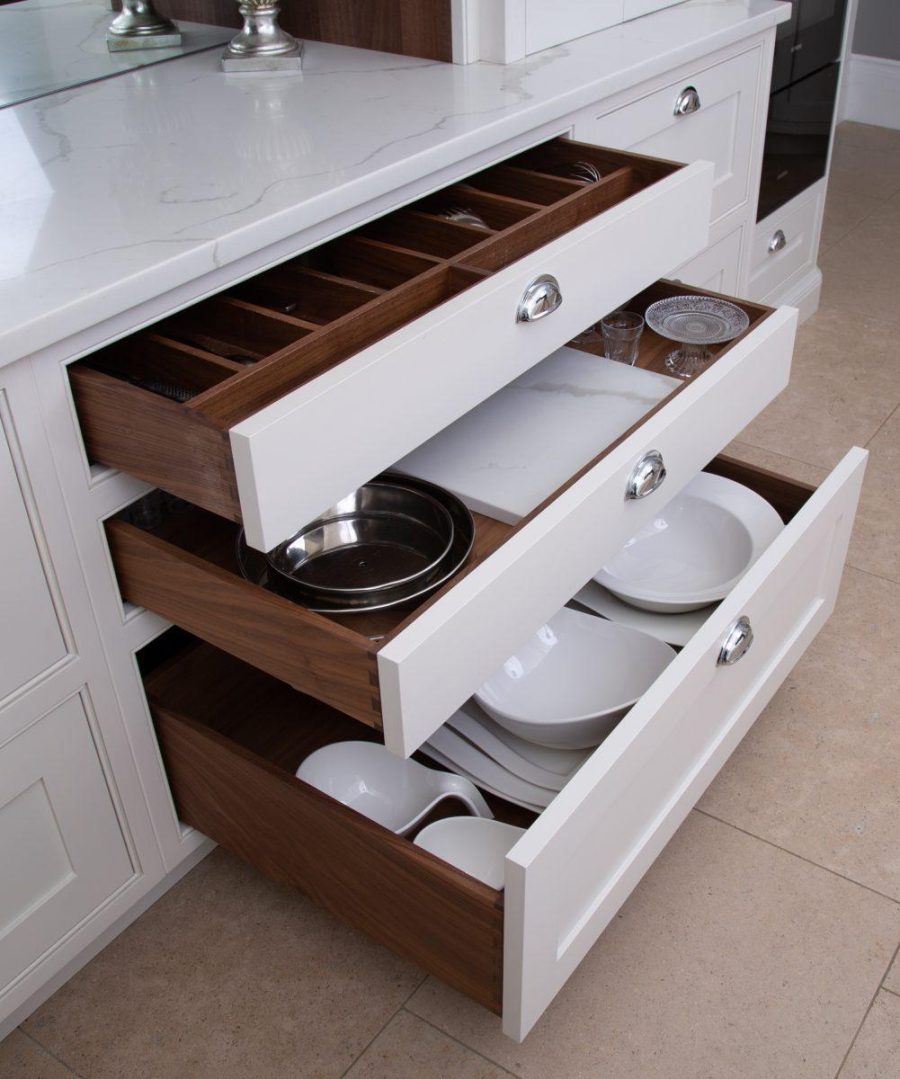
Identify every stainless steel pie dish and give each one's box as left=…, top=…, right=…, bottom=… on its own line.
left=266, top=480, right=454, bottom=597
left=236, top=475, right=475, bottom=615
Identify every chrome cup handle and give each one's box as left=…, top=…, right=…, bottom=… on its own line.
left=768, top=229, right=787, bottom=254
left=674, top=86, right=701, bottom=116
left=516, top=274, right=563, bottom=323
left=718, top=616, right=754, bottom=666
left=625, top=450, right=667, bottom=500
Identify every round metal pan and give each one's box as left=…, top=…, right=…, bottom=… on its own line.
left=236, top=474, right=474, bottom=615
left=265, top=480, right=454, bottom=597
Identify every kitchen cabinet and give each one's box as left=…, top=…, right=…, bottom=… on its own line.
left=2, top=2, right=840, bottom=1045
left=57, top=126, right=861, bottom=1039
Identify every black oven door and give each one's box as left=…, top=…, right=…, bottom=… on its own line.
left=758, top=61, right=840, bottom=221
left=772, top=0, right=848, bottom=94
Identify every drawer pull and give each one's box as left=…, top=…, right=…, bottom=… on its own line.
left=516, top=274, right=563, bottom=323
left=718, top=616, right=754, bottom=666
left=625, top=450, right=666, bottom=500
left=768, top=229, right=787, bottom=254
left=674, top=86, right=701, bottom=116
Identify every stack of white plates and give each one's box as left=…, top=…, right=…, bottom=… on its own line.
left=418, top=699, right=592, bottom=813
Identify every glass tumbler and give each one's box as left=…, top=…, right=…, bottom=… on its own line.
left=600, top=311, right=644, bottom=365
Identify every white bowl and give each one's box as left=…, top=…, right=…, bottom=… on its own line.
left=594, top=472, right=783, bottom=613
left=296, top=741, right=492, bottom=834
left=413, top=817, right=525, bottom=889
left=474, top=609, right=675, bottom=749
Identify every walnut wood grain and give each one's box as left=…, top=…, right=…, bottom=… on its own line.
left=147, top=642, right=502, bottom=1011
left=107, top=516, right=384, bottom=726
left=155, top=1, right=454, bottom=62
left=417, top=186, right=541, bottom=230
left=194, top=266, right=483, bottom=425
left=466, top=164, right=586, bottom=205
left=307, top=235, right=441, bottom=289
left=159, top=296, right=316, bottom=361
left=70, top=366, right=242, bottom=521
left=704, top=455, right=815, bottom=523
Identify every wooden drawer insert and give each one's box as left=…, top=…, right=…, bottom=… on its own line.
left=107, top=281, right=782, bottom=742
left=146, top=445, right=865, bottom=1040
left=70, top=138, right=713, bottom=548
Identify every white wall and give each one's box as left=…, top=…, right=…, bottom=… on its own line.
left=842, top=0, right=900, bottom=130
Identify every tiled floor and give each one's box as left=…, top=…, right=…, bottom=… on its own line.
left=4, top=122, right=900, bottom=1079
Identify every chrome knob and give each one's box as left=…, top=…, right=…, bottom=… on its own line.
left=625, top=450, right=666, bottom=500
left=674, top=86, right=701, bottom=116
left=768, top=229, right=787, bottom=254
left=516, top=274, right=563, bottom=323
left=718, top=616, right=754, bottom=666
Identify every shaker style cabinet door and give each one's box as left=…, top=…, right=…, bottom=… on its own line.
left=0, top=399, right=67, bottom=705
left=0, top=694, right=133, bottom=993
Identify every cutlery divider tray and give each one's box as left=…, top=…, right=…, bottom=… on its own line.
left=68, top=138, right=682, bottom=524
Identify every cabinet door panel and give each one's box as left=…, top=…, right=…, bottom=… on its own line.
left=0, top=694, right=133, bottom=993
left=0, top=400, right=67, bottom=704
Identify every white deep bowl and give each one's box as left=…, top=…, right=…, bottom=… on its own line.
left=414, top=817, right=526, bottom=890
left=594, top=472, right=784, bottom=613
left=474, top=608, right=675, bottom=749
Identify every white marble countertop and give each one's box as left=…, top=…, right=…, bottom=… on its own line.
left=0, top=0, right=789, bottom=366
left=0, top=0, right=231, bottom=110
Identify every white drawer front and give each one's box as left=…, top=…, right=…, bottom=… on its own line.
left=750, top=189, right=821, bottom=302
left=576, top=48, right=760, bottom=225
left=377, top=306, right=797, bottom=757
left=0, top=694, right=133, bottom=992
left=672, top=225, right=743, bottom=294
left=502, top=447, right=866, bottom=1040
left=230, top=162, right=714, bottom=552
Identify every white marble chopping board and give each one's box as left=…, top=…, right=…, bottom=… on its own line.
left=394, top=346, right=679, bottom=524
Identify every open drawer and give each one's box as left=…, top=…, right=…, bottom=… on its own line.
left=106, top=281, right=798, bottom=757
left=145, top=448, right=866, bottom=1042
left=69, top=137, right=713, bottom=550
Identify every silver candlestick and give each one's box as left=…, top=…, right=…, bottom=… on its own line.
left=107, top=0, right=181, bottom=50
left=222, top=0, right=303, bottom=72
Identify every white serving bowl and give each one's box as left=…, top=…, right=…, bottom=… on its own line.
left=594, top=472, right=783, bottom=613
left=474, top=608, right=675, bottom=749
left=413, top=817, right=526, bottom=890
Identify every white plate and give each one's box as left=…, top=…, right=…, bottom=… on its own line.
left=594, top=471, right=784, bottom=612
left=474, top=608, right=675, bottom=749
left=414, top=817, right=526, bottom=890
left=427, top=727, right=558, bottom=808
left=572, top=580, right=716, bottom=647
left=395, top=347, right=678, bottom=524
left=417, top=745, right=545, bottom=814
left=462, top=706, right=594, bottom=777
left=447, top=701, right=569, bottom=791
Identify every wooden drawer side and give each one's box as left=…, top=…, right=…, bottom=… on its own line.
left=147, top=645, right=504, bottom=1012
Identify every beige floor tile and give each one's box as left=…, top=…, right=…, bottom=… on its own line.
left=407, top=813, right=900, bottom=1079
left=828, top=139, right=900, bottom=201
left=820, top=213, right=900, bottom=322
left=0, top=1031, right=77, bottom=1078
left=839, top=991, right=900, bottom=1079
left=699, top=567, right=900, bottom=899
left=820, top=189, right=882, bottom=252
left=835, top=122, right=900, bottom=155
left=22, top=849, right=424, bottom=1079
left=885, top=952, right=900, bottom=995
left=345, top=1012, right=517, bottom=1079
left=736, top=306, right=900, bottom=467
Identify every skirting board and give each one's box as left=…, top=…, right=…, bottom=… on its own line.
left=840, top=53, right=900, bottom=131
